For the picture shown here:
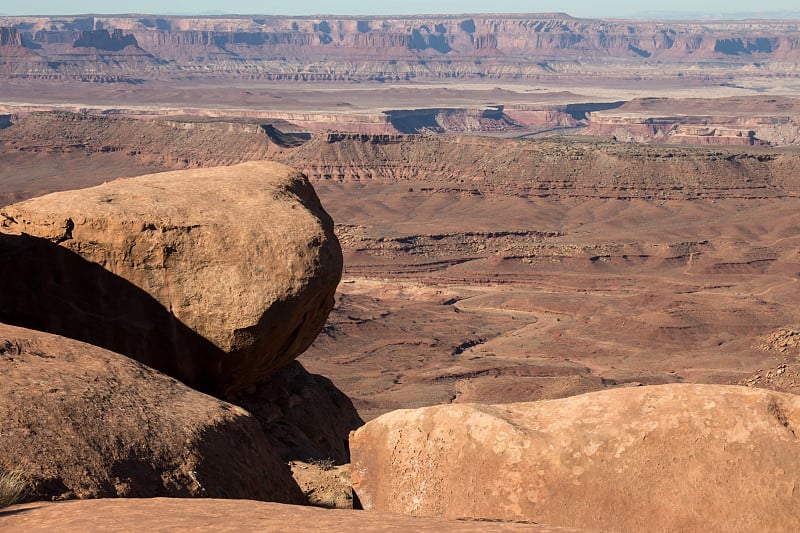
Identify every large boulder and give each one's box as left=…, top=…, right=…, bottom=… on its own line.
left=351, top=384, right=800, bottom=532
left=0, top=322, right=303, bottom=503
left=0, top=161, right=342, bottom=395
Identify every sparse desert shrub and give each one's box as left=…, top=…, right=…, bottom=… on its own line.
left=0, top=470, right=27, bottom=508
left=308, top=457, right=336, bottom=471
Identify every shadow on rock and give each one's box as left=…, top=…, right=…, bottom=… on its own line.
left=228, top=361, right=364, bottom=464
left=0, top=231, right=226, bottom=393
left=0, top=322, right=304, bottom=503
left=0, top=232, right=363, bottom=475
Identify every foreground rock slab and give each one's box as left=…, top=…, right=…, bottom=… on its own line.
left=0, top=323, right=302, bottom=503
left=0, top=498, right=587, bottom=532
left=351, top=384, right=800, bottom=532
left=0, top=161, right=342, bottom=395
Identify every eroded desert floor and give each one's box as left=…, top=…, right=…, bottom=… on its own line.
left=2, top=108, right=799, bottom=422
left=302, top=143, right=800, bottom=419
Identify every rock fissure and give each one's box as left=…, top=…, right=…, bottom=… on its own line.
left=767, top=398, right=798, bottom=437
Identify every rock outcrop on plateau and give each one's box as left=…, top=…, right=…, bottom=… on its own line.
left=0, top=26, right=35, bottom=69
left=1, top=15, right=800, bottom=80
left=583, top=97, right=800, bottom=146
left=0, top=26, right=19, bottom=45
left=351, top=384, right=800, bottom=532
left=0, top=322, right=303, bottom=503
left=282, top=131, right=800, bottom=200
left=0, top=161, right=342, bottom=395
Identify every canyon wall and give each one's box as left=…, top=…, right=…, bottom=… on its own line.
left=2, top=14, right=800, bottom=81
left=585, top=97, right=800, bottom=145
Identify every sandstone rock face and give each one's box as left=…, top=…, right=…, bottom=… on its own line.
left=0, top=322, right=302, bottom=503
left=351, top=384, right=800, bottom=532
left=0, top=27, right=19, bottom=45
left=0, top=161, right=342, bottom=395
left=0, top=498, right=587, bottom=532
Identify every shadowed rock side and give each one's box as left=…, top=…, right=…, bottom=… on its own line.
left=0, top=231, right=362, bottom=474
left=0, top=231, right=225, bottom=385
left=0, top=233, right=361, bottom=467
left=0, top=161, right=343, bottom=395
left=0, top=322, right=303, bottom=503
left=351, top=384, right=800, bottom=532
left=0, top=498, right=589, bottom=533
left=228, top=361, right=363, bottom=464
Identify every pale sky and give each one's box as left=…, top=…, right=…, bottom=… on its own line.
left=2, top=0, right=798, bottom=18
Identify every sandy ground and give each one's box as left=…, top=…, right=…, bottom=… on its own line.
left=3, top=76, right=800, bottom=116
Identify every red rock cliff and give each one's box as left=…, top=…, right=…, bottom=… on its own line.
left=2, top=14, right=800, bottom=80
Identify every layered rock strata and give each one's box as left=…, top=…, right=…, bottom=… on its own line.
left=229, top=360, right=363, bottom=464
left=2, top=15, right=800, bottom=80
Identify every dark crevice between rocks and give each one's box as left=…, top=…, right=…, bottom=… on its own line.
left=227, top=360, right=364, bottom=465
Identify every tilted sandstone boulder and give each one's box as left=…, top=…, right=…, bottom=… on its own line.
left=0, top=322, right=303, bottom=503
left=351, top=384, right=800, bottom=532
left=0, top=161, right=342, bottom=395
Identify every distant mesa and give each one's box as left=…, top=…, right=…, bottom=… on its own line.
left=1, top=14, right=800, bottom=81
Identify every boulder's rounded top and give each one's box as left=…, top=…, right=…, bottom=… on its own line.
left=0, top=162, right=342, bottom=395
left=1, top=161, right=314, bottom=228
